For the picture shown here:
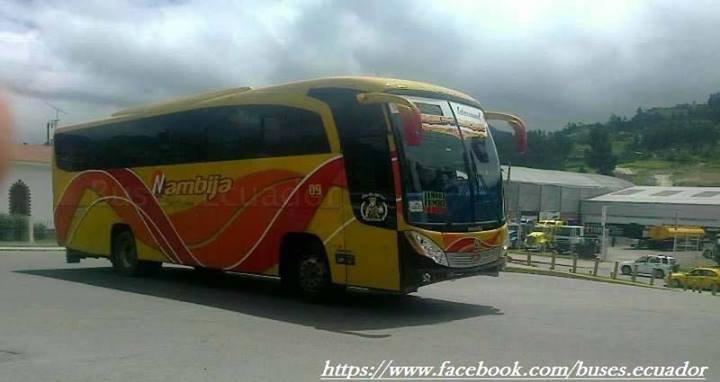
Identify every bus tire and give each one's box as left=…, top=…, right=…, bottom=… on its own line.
left=281, top=239, right=334, bottom=300
left=297, top=251, right=332, bottom=299
left=111, top=228, right=161, bottom=276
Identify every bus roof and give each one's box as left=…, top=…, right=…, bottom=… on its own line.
left=56, top=76, right=481, bottom=133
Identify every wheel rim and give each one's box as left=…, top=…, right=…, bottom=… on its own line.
left=298, top=257, right=326, bottom=293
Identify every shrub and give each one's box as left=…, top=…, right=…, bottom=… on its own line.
left=0, top=214, right=29, bottom=241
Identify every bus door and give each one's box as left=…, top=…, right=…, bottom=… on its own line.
left=336, top=99, right=401, bottom=291
left=310, top=88, right=402, bottom=291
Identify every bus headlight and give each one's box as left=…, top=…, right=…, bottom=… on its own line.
left=405, top=231, right=449, bottom=266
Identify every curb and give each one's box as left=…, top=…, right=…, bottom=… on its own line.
left=505, top=266, right=670, bottom=290
left=0, top=247, right=65, bottom=252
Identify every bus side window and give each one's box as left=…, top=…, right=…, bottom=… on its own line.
left=205, top=108, right=262, bottom=162
left=261, top=108, right=330, bottom=157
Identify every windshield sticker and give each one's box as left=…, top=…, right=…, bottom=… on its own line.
left=455, top=105, right=484, bottom=120
left=360, top=193, right=389, bottom=222
left=422, top=191, right=447, bottom=215
left=408, top=200, right=424, bottom=213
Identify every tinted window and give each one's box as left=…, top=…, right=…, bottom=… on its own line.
left=55, top=105, right=329, bottom=171
left=204, top=107, right=262, bottom=162
left=261, top=108, right=330, bottom=157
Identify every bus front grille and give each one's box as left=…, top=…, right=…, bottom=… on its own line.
left=446, top=247, right=501, bottom=268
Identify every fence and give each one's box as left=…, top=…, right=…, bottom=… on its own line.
left=508, top=251, right=718, bottom=296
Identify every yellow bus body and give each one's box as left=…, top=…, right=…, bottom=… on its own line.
left=53, top=77, right=509, bottom=293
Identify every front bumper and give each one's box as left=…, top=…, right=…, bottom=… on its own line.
left=400, top=236, right=506, bottom=293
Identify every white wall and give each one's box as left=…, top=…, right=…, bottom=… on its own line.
left=0, top=161, right=54, bottom=227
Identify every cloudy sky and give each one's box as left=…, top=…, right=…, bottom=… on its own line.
left=2, top=0, right=720, bottom=143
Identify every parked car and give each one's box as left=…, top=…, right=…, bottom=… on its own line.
left=668, top=267, right=720, bottom=290
left=620, top=255, right=677, bottom=278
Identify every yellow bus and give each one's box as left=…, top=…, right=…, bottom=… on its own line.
left=53, top=77, right=527, bottom=296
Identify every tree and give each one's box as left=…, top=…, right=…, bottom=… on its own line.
left=608, top=114, right=623, bottom=129
left=585, top=126, right=617, bottom=175
left=709, top=92, right=720, bottom=121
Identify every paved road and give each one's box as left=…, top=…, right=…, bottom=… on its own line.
left=0, top=252, right=718, bottom=382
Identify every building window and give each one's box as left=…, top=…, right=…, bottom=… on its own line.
left=9, top=180, right=31, bottom=216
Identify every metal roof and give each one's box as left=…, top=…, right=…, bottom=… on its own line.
left=503, top=166, right=633, bottom=189
left=587, top=186, right=720, bottom=205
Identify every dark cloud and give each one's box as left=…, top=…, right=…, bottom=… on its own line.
left=2, top=0, right=720, bottom=143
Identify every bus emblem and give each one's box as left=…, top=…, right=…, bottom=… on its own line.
left=360, top=193, right=388, bottom=222
left=474, top=239, right=482, bottom=251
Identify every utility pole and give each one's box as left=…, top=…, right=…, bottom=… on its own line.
left=672, top=211, right=679, bottom=255
left=44, top=102, right=67, bottom=145
left=601, top=205, right=608, bottom=261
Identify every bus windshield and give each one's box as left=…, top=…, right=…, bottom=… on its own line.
left=394, top=96, right=504, bottom=231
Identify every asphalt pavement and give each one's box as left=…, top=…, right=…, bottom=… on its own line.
left=0, top=252, right=718, bottom=382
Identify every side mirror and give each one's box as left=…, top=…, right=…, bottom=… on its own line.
left=357, top=92, right=423, bottom=146
left=485, top=111, right=528, bottom=154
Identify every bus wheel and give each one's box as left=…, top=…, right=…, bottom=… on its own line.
left=111, top=229, right=161, bottom=276
left=297, top=252, right=331, bottom=296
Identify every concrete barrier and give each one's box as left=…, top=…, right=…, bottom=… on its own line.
left=571, top=255, right=577, bottom=273
left=612, top=262, right=619, bottom=279
left=593, top=258, right=599, bottom=277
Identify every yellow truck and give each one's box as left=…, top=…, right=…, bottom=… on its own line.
left=640, top=225, right=705, bottom=251
left=524, top=221, right=597, bottom=258
left=523, top=220, right=565, bottom=252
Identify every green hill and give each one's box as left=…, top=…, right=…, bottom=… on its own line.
left=493, top=92, right=720, bottom=186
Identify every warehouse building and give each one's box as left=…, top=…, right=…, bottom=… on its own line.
left=582, top=186, right=720, bottom=236
left=503, top=166, right=633, bottom=223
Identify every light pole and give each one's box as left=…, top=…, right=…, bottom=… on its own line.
left=44, top=102, right=67, bottom=145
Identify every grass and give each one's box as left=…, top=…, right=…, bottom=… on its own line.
left=614, top=159, right=720, bottom=186
left=622, top=160, right=675, bottom=170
